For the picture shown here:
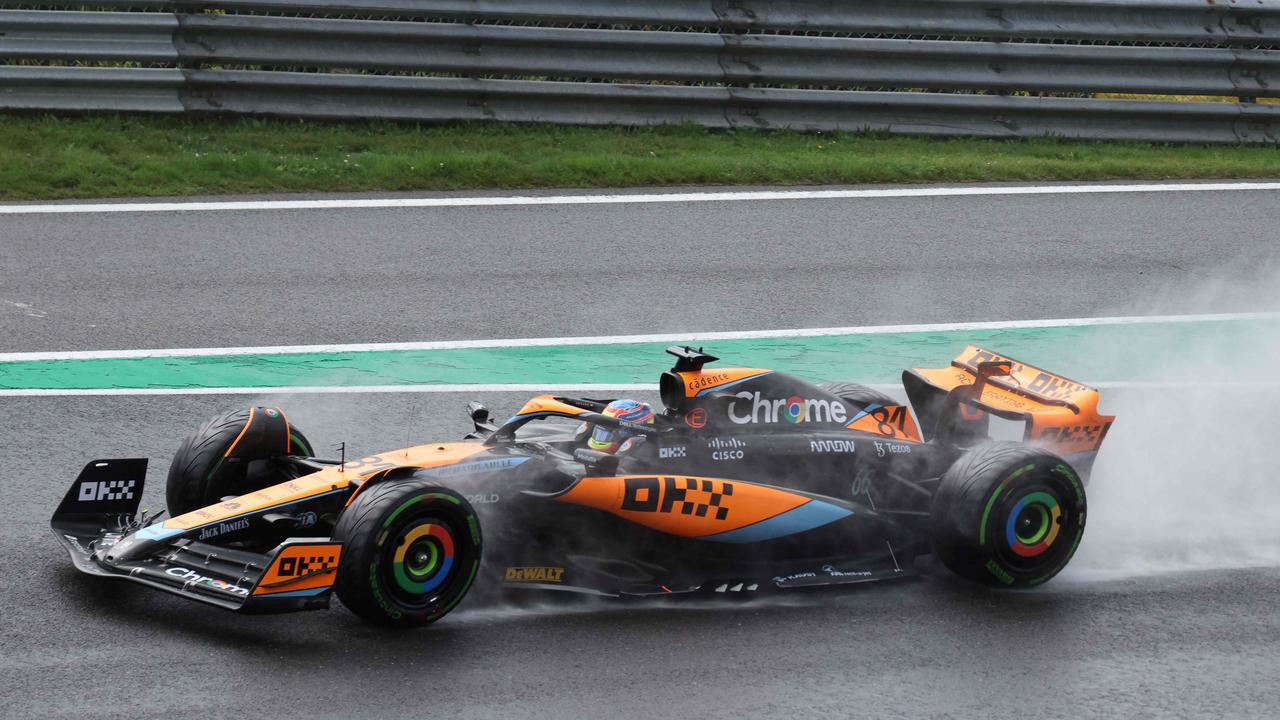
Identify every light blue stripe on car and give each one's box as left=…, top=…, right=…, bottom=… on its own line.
left=421, top=455, right=528, bottom=478
left=257, top=586, right=330, bottom=598
left=134, top=525, right=185, bottom=542
left=700, top=499, right=853, bottom=544
left=844, top=404, right=883, bottom=425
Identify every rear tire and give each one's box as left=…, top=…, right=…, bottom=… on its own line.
left=333, top=480, right=481, bottom=627
left=165, top=407, right=313, bottom=516
left=930, top=442, right=1086, bottom=587
left=820, top=381, right=897, bottom=409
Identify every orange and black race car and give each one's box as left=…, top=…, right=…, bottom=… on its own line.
left=51, top=346, right=1113, bottom=627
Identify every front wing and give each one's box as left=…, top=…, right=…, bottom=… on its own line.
left=54, top=525, right=342, bottom=614
left=51, top=458, right=342, bottom=614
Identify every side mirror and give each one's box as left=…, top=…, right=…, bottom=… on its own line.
left=466, top=401, right=498, bottom=438
left=573, top=448, right=620, bottom=475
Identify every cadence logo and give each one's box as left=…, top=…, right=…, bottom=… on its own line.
left=728, top=392, right=848, bottom=425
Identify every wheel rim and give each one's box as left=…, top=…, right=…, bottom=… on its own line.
left=965, top=460, right=1085, bottom=586
left=1005, top=491, right=1062, bottom=558
left=391, top=520, right=457, bottom=598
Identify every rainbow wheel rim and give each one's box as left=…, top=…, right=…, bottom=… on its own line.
left=393, top=523, right=456, bottom=595
left=1005, top=491, right=1062, bottom=558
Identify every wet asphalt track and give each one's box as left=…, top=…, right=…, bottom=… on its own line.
left=5, top=182, right=1280, bottom=352
left=3, top=183, right=1280, bottom=719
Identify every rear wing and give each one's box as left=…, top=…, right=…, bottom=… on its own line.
left=903, top=346, right=1115, bottom=464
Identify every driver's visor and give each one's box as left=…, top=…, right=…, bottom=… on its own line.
left=589, top=424, right=620, bottom=448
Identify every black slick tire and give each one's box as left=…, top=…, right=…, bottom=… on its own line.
left=332, top=479, right=481, bottom=627
left=820, top=381, right=898, bottom=409
left=165, top=407, right=313, bottom=516
left=930, top=442, right=1086, bottom=587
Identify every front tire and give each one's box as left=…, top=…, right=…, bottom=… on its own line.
left=333, top=480, right=482, bottom=627
left=930, top=442, right=1086, bottom=587
left=165, top=406, right=313, bottom=515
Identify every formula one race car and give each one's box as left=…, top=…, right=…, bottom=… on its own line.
left=52, top=345, right=1114, bottom=626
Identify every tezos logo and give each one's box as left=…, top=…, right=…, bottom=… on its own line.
left=78, top=479, right=135, bottom=502
left=873, top=440, right=912, bottom=457
left=659, top=446, right=687, bottom=459
left=728, top=392, right=848, bottom=425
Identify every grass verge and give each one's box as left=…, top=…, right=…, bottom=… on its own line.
left=2, top=114, right=1278, bottom=200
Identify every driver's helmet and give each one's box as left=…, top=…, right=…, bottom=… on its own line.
left=588, top=399, right=656, bottom=454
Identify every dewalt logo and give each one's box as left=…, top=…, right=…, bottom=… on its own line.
left=504, top=566, right=565, bottom=583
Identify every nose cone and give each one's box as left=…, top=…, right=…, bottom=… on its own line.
left=97, top=525, right=182, bottom=565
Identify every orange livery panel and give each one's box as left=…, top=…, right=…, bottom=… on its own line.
left=677, top=368, right=772, bottom=398
left=909, top=346, right=1115, bottom=456
left=164, top=443, right=489, bottom=530
left=845, top=404, right=922, bottom=441
left=511, top=395, right=594, bottom=419
left=556, top=475, right=811, bottom=539
left=253, top=542, right=342, bottom=596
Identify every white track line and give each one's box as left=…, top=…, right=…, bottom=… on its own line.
left=2, top=311, right=1275, bottom=363
left=0, top=383, right=657, bottom=397
left=2, top=380, right=1276, bottom=398
left=2, top=181, right=1280, bottom=216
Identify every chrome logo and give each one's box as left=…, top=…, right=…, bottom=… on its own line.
left=784, top=395, right=806, bottom=423
left=728, top=392, right=849, bottom=425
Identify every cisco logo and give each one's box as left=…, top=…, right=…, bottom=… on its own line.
left=707, top=437, right=746, bottom=461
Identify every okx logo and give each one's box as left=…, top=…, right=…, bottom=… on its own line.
left=78, top=479, right=135, bottom=502
left=277, top=553, right=336, bottom=578
left=621, top=476, right=733, bottom=520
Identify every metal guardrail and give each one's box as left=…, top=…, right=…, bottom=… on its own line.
left=2, top=2, right=1280, bottom=143
left=8, top=12, right=1279, bottom=98
left=0, top=66, right=183, bottom=111
left=246, top=0, right=1280, bottom=44
left=15, top=1, right=1280, bottom=44
left=0, top=11, right=176, bottom=62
